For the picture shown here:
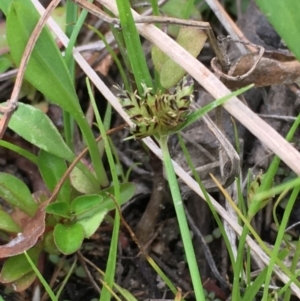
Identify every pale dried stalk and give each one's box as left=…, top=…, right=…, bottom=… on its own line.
left=30, top=0, right=300, bottom=296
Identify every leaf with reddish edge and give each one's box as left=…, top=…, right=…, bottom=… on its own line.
left=0, top=172, right=38, bottom=217
left=0, top=244, right=42, bottom=283
left=0, top=201, right=49, bottom=258
left=9, top=271, right=36, bottom=292
left=0, top=210, right=22, bottom=233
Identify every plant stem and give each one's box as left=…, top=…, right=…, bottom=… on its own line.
left=159, top=135, right=205, bottom=301
left=116, top=0, right=153, bottom=93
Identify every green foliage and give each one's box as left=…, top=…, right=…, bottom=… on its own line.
left=70, top=165, right=99, bottom=194
left=38, top=150, right=71, bottom=203
left=46, top=202, right=71, bottom=219
left=116, top=0, right=153, bottom=93
left=0, top=173, right=38, bottom=217
left=0, top=0, right=12, bottom=15
left=7, top=0, right=81, bottom=116
left=0, top=210, right=22, bottom=233
left=6, top=103, right=74, bottom=161
left=71, top=194, right=104, bottom=217
left=0, top=245, right=42, bottom=284
left=6, top=0, right=108, bottom=186
left=152, top=27, right=207, bottom=88
left=0, top=1, right=138, bottom=294
left=76, top=209, right=108, bottom=238
left=0, top=55, right=12, bottom=73
left=54, top=223, right=85, bottom=255
left=161, top=0, right=202, bottom=36
left=256, top=0, right=300, bottom=61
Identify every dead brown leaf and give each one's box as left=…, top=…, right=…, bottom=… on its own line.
left=217, top=51, right=300, bottom=88
left=0, top=201, right=49, bottom=258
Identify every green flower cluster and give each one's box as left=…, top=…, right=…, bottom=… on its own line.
left=117, top=76, right=194, bottom=139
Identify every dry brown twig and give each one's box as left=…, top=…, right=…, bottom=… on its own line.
left=204, top=0, right=253, bottom=53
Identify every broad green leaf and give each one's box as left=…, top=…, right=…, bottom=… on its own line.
left=0, top=0, right=13, bottom=15
left=75, top=183, right=135, bottom=237
left=0, top=55, right=12, bottom=73
left=256, top=0, right=300, bottom=61
left=6, top=102, right=75, bottom=161
left=96, top=183, right=136, bottom=212
left=71, top=194, right=104, bottom=217
left=151, top=46, right=168, bottom=74
left=10, top=270, right=36, bottom=292
left=161, top=0, right=202, bottom=36
left=0, top=173, right=37, bottom=216
left=0, top=23, right=8, bottom=53
left=162, top=0, right=192, bottom=19
left=159, top=28, right=207, bottom=88
left=44, top=231, right=60, bottom=255
left=54, top=223, right=84, bottom=255
left=45, top=202, right=71, bottom=218
left=38, top=150, right=70, bottom=203
left=162, top=0, right=202, bottom=20
left=6, top=0, right=109, bottom=187
left=70, top=165, right=99, bottom=194
left=52, top=7, right=66, bottom=33
left=7, top=0, right=82, bottom=118
left=77, top=209, right=107, bottom=238
left=0, top=210, right=21, bottom=233
left=0, top=245, right=42, bottom=283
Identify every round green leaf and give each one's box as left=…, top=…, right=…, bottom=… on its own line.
left=0, top=210, right=21, bottom=233
left=0, top=245, right=42, bottom=283
left=10, top=270, right=36, bottom=292
left=74, top=183, right=136, bottom=238
left=71, top=194, right=103, bottom=217
left=46, top=202, right=70, bottom=218
left=54, top=223, right=84, bottom=255
left=160, top=27, right=207, bottom=88
left=152, top=45, right=168, bottom=74
left=0, top=172, right=37, bottom=216
left=70, top=166, right=99, bottom=194
left=160, top=60, right=186, bottom=90
left=77, top=209, right=108, bottom=238
left=0, top=55, right=12, bottom=73
left=96, top=183, right=136, bottom=212
left=44, top=231, right=60, bottom=255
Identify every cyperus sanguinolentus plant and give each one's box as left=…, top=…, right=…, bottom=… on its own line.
left=117, top=76, right=194, bottom=139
